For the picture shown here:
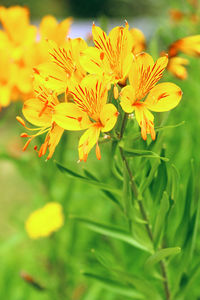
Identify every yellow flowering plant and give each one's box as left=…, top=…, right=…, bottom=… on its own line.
left=2, top=6, right=200, bottom=300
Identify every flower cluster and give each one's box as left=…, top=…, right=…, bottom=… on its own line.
left=16, top=16, right=184, bottom=161
left=0, top=5, right=72, bottom=110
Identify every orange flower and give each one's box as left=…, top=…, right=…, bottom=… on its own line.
left=169, top=35, right=200, bottom=57
left=53, top=75, right=118, bottom=161
left=80, top=22, right=133, bottom=90
left=17, top=84, right=64, bottom=160
left=167, top=57, right=189, bottom=80
left=169, top=9, right=184, bottom=22
left=120, top=53, right=182, bottom=140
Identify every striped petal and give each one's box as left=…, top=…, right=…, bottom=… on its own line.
left=100, top=103, right=118, bottom=132
left=53, top=102, right=91, bottom=130
left=144, top=82, right=182, bottom=112
left=23, top=98, right=52, bottom=127
left=78, top=125, right=101, bottom=162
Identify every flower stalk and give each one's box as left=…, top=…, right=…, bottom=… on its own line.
left=118, top=113, right=171, bottom=300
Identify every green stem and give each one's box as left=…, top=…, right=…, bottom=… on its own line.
left=118, top=113, right=171, bottom=300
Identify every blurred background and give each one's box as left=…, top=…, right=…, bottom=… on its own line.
left=0, top=0, right=200, bottom=299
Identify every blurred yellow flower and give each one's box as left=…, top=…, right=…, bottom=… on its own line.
left=169, top=35, right=200, bottom=57
left=0, top=6, right=37, bottom=104
left=167, top=57, right=189, bottom=80
left=120, top=53, right=182, bottom=140
left=130, top=27, right=146, bottom=55
left=39, top=15, right=73, bottom=46
left=17, top=84, right=64, bottom=160
left=25, top=202, right=64, bottom=239
left=80, top=22, right=133, bottom=93
left=0, top=5, right=36, bottom=50
left=53, top=75, right=118, bottom=161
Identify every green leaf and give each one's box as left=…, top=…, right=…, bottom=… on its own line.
left=83, top=273, right=144, bottom=299
left=153, top=191, right=169, bottom=245
left=83, top=168, right=123, bottom=209
left=169, top=164, right=180, bottom=203
left=139, top=160, right=160, bottom=195
left=73, top=217, right=153, bottom=253
left=122, top=160, right=132, bottom=218
left=55, top=161, right=85, bottom=179
left=91, top=249, right=162, bottom=300
left=120, top=147, right=169, bottom=162
left=55, top=161, right=121, bottom=196
left=151, top=148, right=168, bottom=204
left=145, top=247, right=181, bottom=266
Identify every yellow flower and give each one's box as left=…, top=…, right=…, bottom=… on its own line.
left=0, top=6, right=38, bottom=103
left=17, top=84, right=64, bottom=160
left=80, top=22, right=133, bottom=89
left=25, top=202, right=64, bottom=239
left=39, top=15, right=73, bottom=46
left=33, top=38, right=87, bottom=94
left=120, top=53, right=182, bottom=140
left=53, top=75, right=118, bottom=161
left=169, top=35, right=200, bottom=57
left=0, top=5, right=36, bottom=49
left=167, top=57, right=189, bottom=80
left=129, top=27, right=146, bottom=55
left=0, top=48, right=14, bottom=109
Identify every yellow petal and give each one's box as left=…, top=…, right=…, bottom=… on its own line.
left=130, top=28, right=146, bottom=54
left=69, top=74, right=109, bottom=121
left=169, top=35, right=200, bottom=57
left=0, top=84, right=11, bottom=107
left=167, top=57, right=189, bottom=80
left=109, top=22, right=132, bottom=56
left=100, top=103, right=118, bottom=132
left=33, top=62, right=67, bottom=94
left=144, top=82, right=182, bottom=112
left=39, top=15, right=58, bottom=40
left=135, top=106, right=155, bottom=140
left=46, top=123, right=64, bottom=160
left=78, top=125, right=101, bottom=162
left=129, top=53, right=168, bottom=100
left=53, top=102, right=91, bottom=130
left=92, top=24, right=109, bottom=53
left=23, top=98, right=52, bottom=127
left=80, top=46, right=104, bottom=75
left=120, top=85, right=136, bottom=113
left=129, top=52, right=154, bottom=88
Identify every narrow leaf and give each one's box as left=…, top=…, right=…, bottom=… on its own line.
left=153, top=191, right=169, bottom=245
left=73, top=217, right=153, bottom=253
left=121, top=147, right=169, bottom=162
left=83, top=273, right=144, bottom=299
left=55, top=161, right=121, bottom=196
left=145, top=247, right=181, bottom=266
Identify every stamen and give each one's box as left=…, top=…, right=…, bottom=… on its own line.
left=23, top=138, right=32, bottom=151
left=16, top=116, right=26, bottom=127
